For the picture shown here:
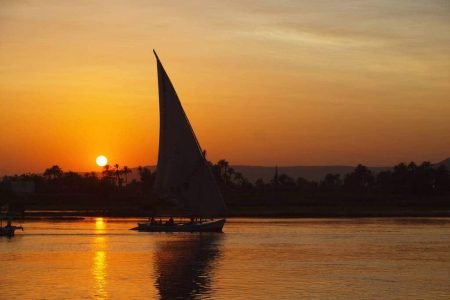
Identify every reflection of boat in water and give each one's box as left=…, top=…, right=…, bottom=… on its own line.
left=154, top=234, right=222, bottom=299
left=132, top=51, right=227, bottom=233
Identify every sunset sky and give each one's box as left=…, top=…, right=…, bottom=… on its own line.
left=1, top=0, right=449, bottom=174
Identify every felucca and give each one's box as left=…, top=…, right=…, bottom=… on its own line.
left=132, top=51, right=227, bottom=232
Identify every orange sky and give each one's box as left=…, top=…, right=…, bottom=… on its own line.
left=1, top=0, right=449, bottom=174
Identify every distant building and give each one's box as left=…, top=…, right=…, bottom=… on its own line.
left=10, top=181, right=35, bottom=195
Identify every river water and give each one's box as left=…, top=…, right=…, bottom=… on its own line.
left=1, top=218, right=449, bottom=299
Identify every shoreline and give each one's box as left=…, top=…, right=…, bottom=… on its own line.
left=16, top=207, right=450, bottom=219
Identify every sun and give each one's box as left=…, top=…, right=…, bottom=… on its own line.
left=96, top=155, right=108, bottom=167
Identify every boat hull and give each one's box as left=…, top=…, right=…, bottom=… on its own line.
left=131, top=219, right=225, bottom=233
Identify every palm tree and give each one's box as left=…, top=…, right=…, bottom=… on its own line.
left=102, top=164, right=111, bottom=176
left=233, top=172, right=244, bottom=186
left=137, top=166, right=153, bottom=196
left=344, top=164, right=374, bottom=193
left=102, top=164, right=113, bottom=181
left=138, top=166, right=152, bottom=182
left=216, top=160, right=237, bottom=186
left=44, top=165, right=63, bottom=180
left=217, top=160, right=230, bottom=182
left=43, top=168, right=52, bottom=180
left=122, top=166, right=131, bottom=186
left=114, top=163, right=121, bottom=187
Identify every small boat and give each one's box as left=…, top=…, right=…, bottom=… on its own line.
left=131, top=51, right=227, bottom=233
left=0, top=220, right=24, bottom=237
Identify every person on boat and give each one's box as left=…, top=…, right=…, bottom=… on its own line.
left=150, top=217, right=156, bottom=225
left=166, top=217, right=174, bottom=225
left=1, top=220, right=23, bottom=235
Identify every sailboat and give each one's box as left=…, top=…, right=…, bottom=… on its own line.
left=131, top=50, right=227, bottom=233
left=1, top=204, right=24, bottom=237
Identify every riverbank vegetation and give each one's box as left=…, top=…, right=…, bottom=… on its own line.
left=1, top=160, right=449, bottom=217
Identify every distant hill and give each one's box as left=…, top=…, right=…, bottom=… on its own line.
left=126, top=165, right=390, bottom=183
left=437, top=158, right=450, bottom=169
left=228, top=165, right=391, bottom=182
left=99, top=157, right=450, bottom=184
left=233, top=158, right=449, bottom=182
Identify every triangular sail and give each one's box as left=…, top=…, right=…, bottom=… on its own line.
left=153, top=50, right=226, bottom=217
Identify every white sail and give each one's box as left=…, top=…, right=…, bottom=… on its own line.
left=153, top=51, right=227, bottom=217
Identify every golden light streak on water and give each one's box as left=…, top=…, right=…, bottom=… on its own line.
left=95, top=217, right=106, bottom=233
left=93, top=250, right=107, bottom=299
left=93, top=236, right=107, bottom=300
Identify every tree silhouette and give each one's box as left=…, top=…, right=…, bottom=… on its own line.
left=44, top=165, right=63, bottom=180
left=214, top=160, right=236, bottom=186
left=391, top=162, right=410, bottom=193
left=233, top=172, right=244, bottom=186
left=61, top=171, right=82, bottom=190
left=434, top=165, right=450, bottom=193
left=102, top=164, right=110, bottom=175
left=344, top=164, right=374, bottom=193
left=1, top=158, right=449, bottom=213
left=375, top=170, right=393, bottom=194
left=114, top=163, right=121, bottom=187
left=122, top=166, right=131, bottom=186
left=411, top=162, right=434, bottom=195
left=255, top=178, right=265, bottom=189
left=278, top=174, right=295, bottom=187
left=102, top=164, right=115, bottom=185
left=138, top=166, right=154, bottom=196
left=320, top=173, right=342, bottom=192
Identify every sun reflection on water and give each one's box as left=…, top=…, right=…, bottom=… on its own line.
left=95, top=217, right=106, bottom=232
left=92, top=232, right=107, bottom=299
left=93, top=250, right=107, bottom=299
